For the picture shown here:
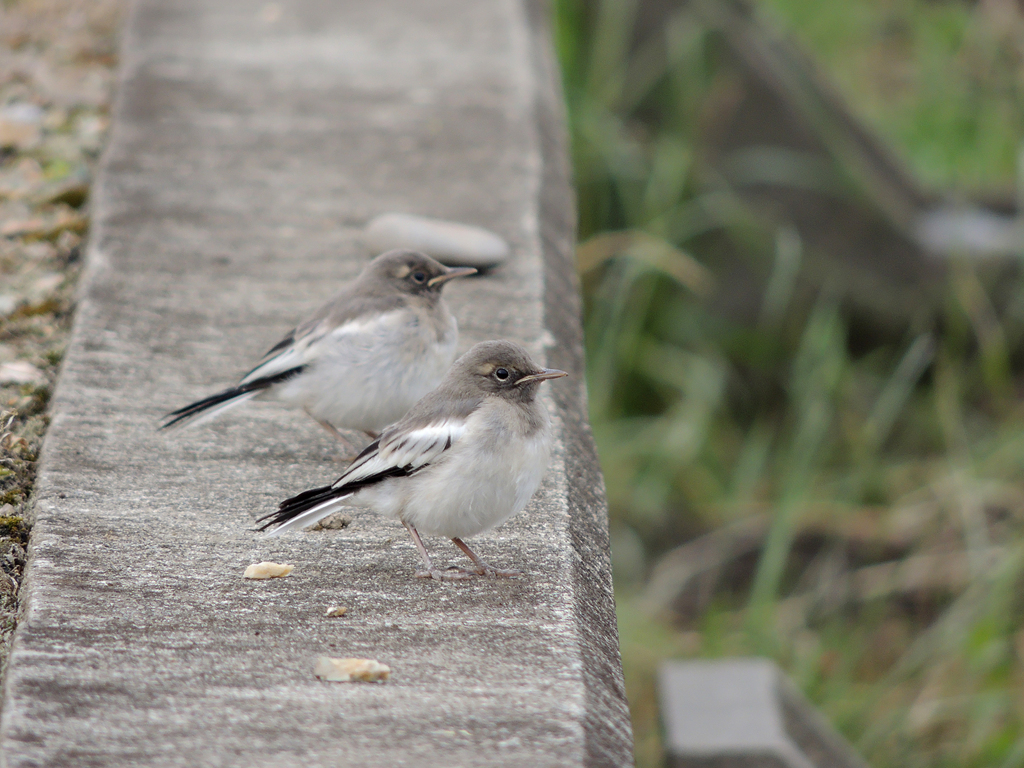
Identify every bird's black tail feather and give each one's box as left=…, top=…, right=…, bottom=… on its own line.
left=161, top=366, right=306, bottom=429
left=258, top=458, right=418, bottom=534
left=256, top=484, right=341, bottom=531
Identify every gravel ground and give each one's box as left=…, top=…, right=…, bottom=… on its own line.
left=0, top=0, right=123, bottom=683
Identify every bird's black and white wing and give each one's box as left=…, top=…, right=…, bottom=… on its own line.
left=238, top=289, right=412, bottom=385
left=162, top=294, right=400, bottom=429
left=344, top=418, right=466, bottom=483
left=257, top=418, right=468, bottom=535
left=237, top=314, right=339, bottom=386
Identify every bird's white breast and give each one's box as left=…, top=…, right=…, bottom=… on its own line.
left=357, top=400, right=553, bottom=539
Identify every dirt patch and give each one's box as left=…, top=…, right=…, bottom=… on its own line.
left=0, top=0, right=123, bottom=683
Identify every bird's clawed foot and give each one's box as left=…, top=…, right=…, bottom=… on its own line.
left=418, top=565, right=522, bottom=580
left=450, top=538, right=521, bottom=578
left=465, top=564, right=522, bottom=578
left=407, top=524, right=473, bottom=581
left=415, top=567, right=472, bottom=581
left=405, top=527, right=523, bottom=582
left=414, top=564, right=520, bottom=580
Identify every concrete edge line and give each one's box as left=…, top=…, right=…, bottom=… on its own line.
left=523, top=0, right=635, bottom=764
left=523, top=1, right=635, bottom=764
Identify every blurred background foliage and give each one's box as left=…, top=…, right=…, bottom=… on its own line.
left=553, top=0, right=1024, bottom=766
left=756, top=0, right=1024, bottom=194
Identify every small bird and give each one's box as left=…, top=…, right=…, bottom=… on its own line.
left=161, top=250, right=476, bottom=449
left=257, top=340, right=567, bottom=580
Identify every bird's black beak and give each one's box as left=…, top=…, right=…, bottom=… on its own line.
left=428, top=266, right=478, bottom=286
left=516, top=368, right=568, bottom=385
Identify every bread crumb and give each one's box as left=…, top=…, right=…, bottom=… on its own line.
left=243, top=562, right=294, bottom=579
left=314, top=657, right=390, bottom=683
left=325, top=605, right=348, bottom=617
left=308, top=512, right=352, bottom=531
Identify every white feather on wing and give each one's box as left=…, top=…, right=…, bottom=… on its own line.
left=334, top=420, right=468, bottom=488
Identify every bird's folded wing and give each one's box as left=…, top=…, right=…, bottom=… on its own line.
left=238, top=323, right=322, bottom=385
left=238, top=311, right=397, bottom=385
left=333, top=419, right=468, bottom=490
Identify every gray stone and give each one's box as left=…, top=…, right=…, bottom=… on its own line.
left=659, top=659, right=869, bottom=768
left=0, top=0, right=633, bottom=766
left=0, top=104, right=43, bottom=151
left=914, top=206, right=1024, bottom=258
left=364, top=212, right=512, bottom=268
left=0, top=361, right=44, bottom=386
left=0, top=104, right=44, bottom=126
left=0, top=295, right=18, bottom=318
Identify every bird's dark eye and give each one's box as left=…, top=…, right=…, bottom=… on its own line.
left=494, top=368, right=510, bottom=381
left=411, top=271, right=427, bottom=283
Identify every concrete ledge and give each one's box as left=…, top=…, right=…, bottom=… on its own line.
left=659, top=659, right=868, bottom=768
left=0, top=0, right=634, bottom=765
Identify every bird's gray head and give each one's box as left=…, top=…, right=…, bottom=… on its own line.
left=363, top=250, right=476, bottom=298
left=453, top=340, right=567, bottom=402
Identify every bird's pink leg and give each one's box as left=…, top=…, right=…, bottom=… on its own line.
left=304, top=408, right=359, bottom=459
left=404, top=523, right=470, bottom=581
left=451, top=538, right=522, bottom=578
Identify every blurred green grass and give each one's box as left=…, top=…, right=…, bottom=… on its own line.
left=554, top=1, right=1024, bottom=766
left=754, top=0, right=1024, bottom=194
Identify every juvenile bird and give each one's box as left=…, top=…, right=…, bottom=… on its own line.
left=257, top=340, right=567, bottom=580
left=161, top=250, right=475, bottom=448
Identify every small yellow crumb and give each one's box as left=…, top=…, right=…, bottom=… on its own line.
left=325, top=605, right=348, bottom=617
left=243, top=562, right=294, bottom=579
left=314, top=657, right=390, bottom=683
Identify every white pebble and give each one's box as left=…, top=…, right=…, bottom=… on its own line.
left=364, top=213, right=509, bottom=268
left=0, top=104, right=43, bottom=150
left=0, top=360, right=44, bottom=385
left=0, top=295, right=18, bottom=318
left=0, top=103, right=44, bottom=125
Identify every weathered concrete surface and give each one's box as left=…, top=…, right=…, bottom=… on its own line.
left=0, top=0, right=634, bottom=765
left=659, top=659, right=868, bottom=768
